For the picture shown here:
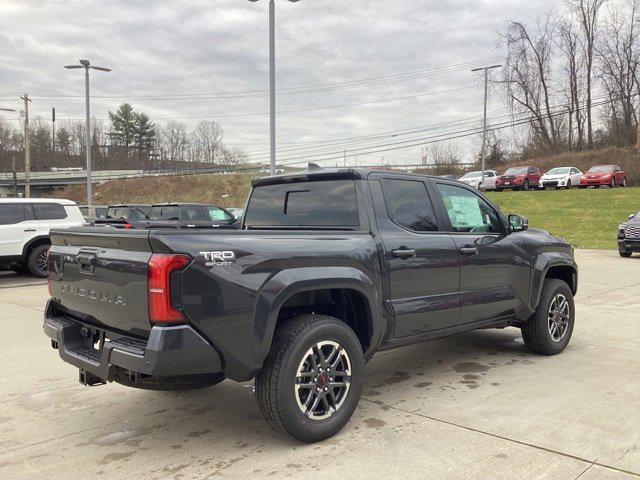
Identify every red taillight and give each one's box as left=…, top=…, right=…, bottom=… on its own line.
left=148, top=254, right=191, bottom=323
left=123, top=223, right=133, bottom=229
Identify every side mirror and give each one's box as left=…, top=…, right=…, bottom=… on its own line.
left=629, top=214, right=635, bottom=220
left=508, top=214, right=528, bottom=232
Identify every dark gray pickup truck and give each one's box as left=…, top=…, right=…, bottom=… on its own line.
left=44, top=169, right=578, bottom=442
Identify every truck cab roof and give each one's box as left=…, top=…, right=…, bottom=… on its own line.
left=252, top=168, right=442, bottom=187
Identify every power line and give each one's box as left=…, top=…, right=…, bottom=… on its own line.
left=23, top=57, right=503, bottom=101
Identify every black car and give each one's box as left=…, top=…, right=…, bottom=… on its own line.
left=149, top=203, right=236, bottom=228
left=618, top=211, right=640, bottom=257
left=44, top=168, right=577, bottom=442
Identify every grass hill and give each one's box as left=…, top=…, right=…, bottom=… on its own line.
left=55, top=147, right=640, bottom=249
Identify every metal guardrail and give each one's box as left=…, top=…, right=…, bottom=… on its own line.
left=0, top=162, right=478, bottom=187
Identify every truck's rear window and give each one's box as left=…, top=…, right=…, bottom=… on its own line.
left=244, top=180, right=359, bottom=228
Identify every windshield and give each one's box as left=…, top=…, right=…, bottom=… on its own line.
left=546, top=168, right=570, bottom=175
left=588, top=165, right=614, bottom=173
left=460, top=171, right=481, bottom=179
left=504, top=167, right=528, bottom=175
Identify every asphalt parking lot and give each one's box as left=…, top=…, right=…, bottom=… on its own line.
left=0, top=249, right=638, bottom=480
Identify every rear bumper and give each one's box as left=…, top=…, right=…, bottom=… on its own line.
left=43, top=300, right=223, bottom=383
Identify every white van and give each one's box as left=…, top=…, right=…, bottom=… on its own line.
left=0, top=198, right=85, bottom=277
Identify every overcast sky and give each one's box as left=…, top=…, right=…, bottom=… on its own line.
left=0, top=0, right=559, bottom=167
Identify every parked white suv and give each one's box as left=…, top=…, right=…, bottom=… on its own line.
left=0, top=199, right=85, bottom=277
left=458, top=170, right=499, bottom=190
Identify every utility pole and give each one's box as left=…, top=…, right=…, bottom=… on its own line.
left=20, top=93, right=31, bottom=198
left=471, top=64, right=501, bottom=190
left=11, top=155, right=18, bottom=197
left=51, top=107, right=56, bottom=153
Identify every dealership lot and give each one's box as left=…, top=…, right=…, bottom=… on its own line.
left=0, top=249, right=638, bottom=480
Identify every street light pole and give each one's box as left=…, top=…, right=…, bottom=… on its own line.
left=65, top=60, right=111, bottom=209
left=249, top=0, right=300, bottom=175
left=471, top=64, right=501, bottom=190
left=269, top=0, right=276, bottom=176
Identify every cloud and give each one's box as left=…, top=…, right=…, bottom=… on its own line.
left=0, top=0, right=559, bottom=166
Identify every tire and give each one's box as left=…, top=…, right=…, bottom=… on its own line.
left=521, top=279, right=575, bottom=355
left=610, top=178, right=616, bottom=188
left=27, top=244, right=50, bottom=278
left=523, top=179, right=530, bottom=191
left=595, top=185, right=601, bottom=189
left=619, top=249, right=633, bottom=258
left=579, top=185, right=587, bottom=189
left=495, top=188, right=502, bottom=192
left=566, top=180, right=572, bottom=189
left=622, top=177, right=627, bottom=187
left=255, top=314, right=364, bottom=443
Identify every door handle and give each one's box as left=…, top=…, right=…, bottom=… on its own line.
left=392, top=248, right=416, bottom=259
left=459, top=246, right=478, bottom=255
left=23, top=228, right=37, bottom=232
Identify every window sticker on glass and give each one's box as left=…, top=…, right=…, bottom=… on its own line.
left=448, top=195, right=484, bottom=229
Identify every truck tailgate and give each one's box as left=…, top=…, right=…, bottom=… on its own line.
left=48, top=228, right=154, bottom=338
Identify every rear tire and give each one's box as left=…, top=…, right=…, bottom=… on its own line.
left=27, top=244, right=49, bottom=278
left=255, top=314, right=364, bottom=443
left=521, top=279, right=575, bottom=355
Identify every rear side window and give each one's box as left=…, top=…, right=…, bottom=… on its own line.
left=183, top=205, right=206, bottom=221
left=380, top=179, right=438, bottom=232
left=95, top=207, right=108, bottom=219
left=129, top=207, right=150, bottom=220
left=245, top=179, right=359, bottom=228
left=151, top=206, right=181, bottom=220
left=0, top=204, right=26, bottom=225
left=33, top=203, right=67, bottom=220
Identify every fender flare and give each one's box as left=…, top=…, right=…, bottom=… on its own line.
left=251, top=267, right=384, bottom=367
left=21, top=235, right=50, bottom=259
left=530, top=255, right=578, bottom=309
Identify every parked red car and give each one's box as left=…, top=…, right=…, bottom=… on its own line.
left=579, top=165, right=627, bottom=188
left=495, top=166, right=542, bottom=191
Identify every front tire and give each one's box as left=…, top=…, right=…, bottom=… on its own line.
left=619, top=248, right=633, bottom=258
left=521, top=279, right=575, bottom=355
left=566, top=179, right=572, bottom=189
left=255, top=314, right=364, bottom=443
left=523, top=179, right=530, bottom=191
left=27, top=244, right=50, bottom=278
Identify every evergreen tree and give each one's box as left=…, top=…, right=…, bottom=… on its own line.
left=108, top=103, right=137, bottom=146
left=134, top=113, right=156, bottom=152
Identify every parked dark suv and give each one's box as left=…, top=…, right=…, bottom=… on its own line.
left=618, top=211, right=640, bottom=257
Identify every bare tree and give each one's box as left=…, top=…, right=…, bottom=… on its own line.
left=570, top=0, right=607, bottom=148
left=502, top=19, right=561, bottom=151
left=192, top=120, right=224, bottom=163
left=558, top=20, right=586, bottom=148
left=162, top=121, right=189, bottom=162
left=596, top=0, right=640, bottom=146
